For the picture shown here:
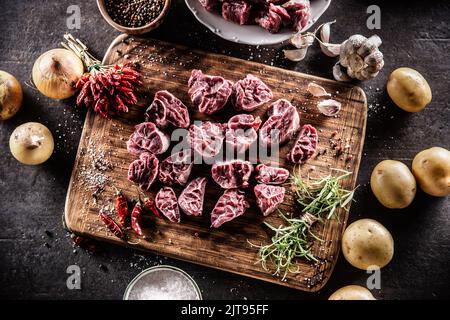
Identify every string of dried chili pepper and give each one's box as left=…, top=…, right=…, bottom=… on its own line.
left=142, top=194, right=162, bottom=219
left=99, top=209, right=126, bottom=240
left=113, top=186, right=129, bottom=226
left=131, top=200, right=144, bottom=237
left=74, top=64, right=141, bottom=119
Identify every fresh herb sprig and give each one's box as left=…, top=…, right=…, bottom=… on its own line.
left=251, top=169, right=356, bottom=280
left=292, top=168, right=355, bottom=220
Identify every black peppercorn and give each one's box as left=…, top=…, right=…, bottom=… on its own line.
left=105, top=0, right=165, bottom=28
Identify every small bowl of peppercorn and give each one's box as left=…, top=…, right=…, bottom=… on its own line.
left=97, top=0, right=171, bottom=35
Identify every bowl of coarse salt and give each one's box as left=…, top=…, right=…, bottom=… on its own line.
left=123, top=265, right=202, bottom=300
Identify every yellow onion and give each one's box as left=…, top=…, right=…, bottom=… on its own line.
left=0, top=70, right=23, bottom=120
left=32, top=48, right=84, bottom=99
left=9, top=122, right=54, bottom=165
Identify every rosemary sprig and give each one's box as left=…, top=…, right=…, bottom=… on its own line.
left=251, top=168, right=356, bottom=280
left=293, top=168, right=355, bottom=221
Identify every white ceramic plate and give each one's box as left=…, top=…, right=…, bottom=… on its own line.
left=185, top=0, right=332, bottom=45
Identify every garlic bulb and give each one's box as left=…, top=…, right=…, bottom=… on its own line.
left=337, top=35, right=384, bottom=81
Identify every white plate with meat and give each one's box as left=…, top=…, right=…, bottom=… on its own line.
left=185, top=0, right=332, bottom=45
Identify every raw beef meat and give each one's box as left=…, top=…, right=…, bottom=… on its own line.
left=268, top=3, right=291, bottom=27
left=159, top=150, right=193, bottom=186
left=287, top=124, right=318, bottom=163
left=188, top=69, right=233, bottom=115
left=127, top=122, right=170, bottom=155
left=255, top=163, right=289, bottom=184
left=222, top=1, right=252, bottom=25
left=254, top=184, right=286, bottom=216
left=178, top=177, right=207, bottom=216
left=210, top=189, right=250, bottom=228
left=225, top=114, right=262, bottom=153
left=259, top=99, right=300, bottom=146
left=155, top=187, right=180, bottom=223
left=128, top=152, right=159, bottom=191
left=232, top=74, right=273, bottom=111
left=145, top=90, right=190, bottom=129
left=188, top=121, right=226, bottom=160
left=282, top=0, right=311, bottom=31
left=211, top=160, right=253, bottom=189
left=256, top=9, right=282, bottom=33
left=197, top=0, right=310, bottom=34
left=198, top=0, right=219, bottom=11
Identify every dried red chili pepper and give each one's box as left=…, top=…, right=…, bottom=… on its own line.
left=75, top=64, right=142, bottom=119
left=71, top=234, right=98, bottom=253
left=131, top=200, right=144, bottom=237
left=142, top=195, right=162, bottom=219
left=113, top=186, right=129, bottom=226
left=99, top=209, right=126, bottom=240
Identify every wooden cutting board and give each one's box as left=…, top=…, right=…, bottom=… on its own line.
left=64, top=34, right=367, bottom=292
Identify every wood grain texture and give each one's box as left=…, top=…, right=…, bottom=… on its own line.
left=64, top=35, right=367, bottom=292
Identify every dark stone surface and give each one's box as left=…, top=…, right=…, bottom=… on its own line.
left=0, top=0, right=449, bottom=300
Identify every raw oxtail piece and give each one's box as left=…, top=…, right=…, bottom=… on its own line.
left=155, top=187, right=180, bottom=223
left=210, top=189, right=249, bottom=228
left=128, top=152, right=159, bottom=191
left=232, top=74, right=273, bottom=111
left=254, top=184, right=286, bottom=216
left=287, top=124, right=318, bottom=164
left=225, top=114, right=262, bottom=153
left=145, top=90, right=190, bottom=129
left=211, top=160, right=253, bottom=189
left=127, top=122, right=170, bottom=155
left=259, top=99, right=300, bottom=146
left=255, top=163, right=290, bottom=185
left=159, top=150, right=193, bottom=186
left=222, top=0, right=252, bottom=25
left=188, top=69, right=233, bottom=115
left=178, top=177, right=208, bottom=216
left=188, top=121, right=226, bottom=161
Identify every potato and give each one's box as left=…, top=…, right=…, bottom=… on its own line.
left=342, top=219, right=394, bottom=270
left=387, top=67, right=432, bottom=112
left=9, top=122, right=54, bottom=165
left=329, top=285, right=376, bottom=300
left=412, top=147, right=450, bottom=197
left=370, top=160, right=416, bottom=209
left=0, top=70, right=23, bottom=120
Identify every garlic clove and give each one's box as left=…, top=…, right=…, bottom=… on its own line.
left=320, top=21, right=332, bottom=43
left=317, top=99, right=342, bottom=117
left=284, top=48, right=308, bottom=61
left=320, top=42, right=341, bottom=57
left=357, top=35, right=382, bottom=57
left=290, top=33, right=315, bottom=49
left=307, top=82, right=331, bottom=97
left=361, top=69, right=379, bottom=80
left=348, top=53, right=365, bottom=73
left=346, top=35, right=367, bottom=51
left=333, top=63, right=352, bottom=82
left=364, top=50, right=384, bottom=67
